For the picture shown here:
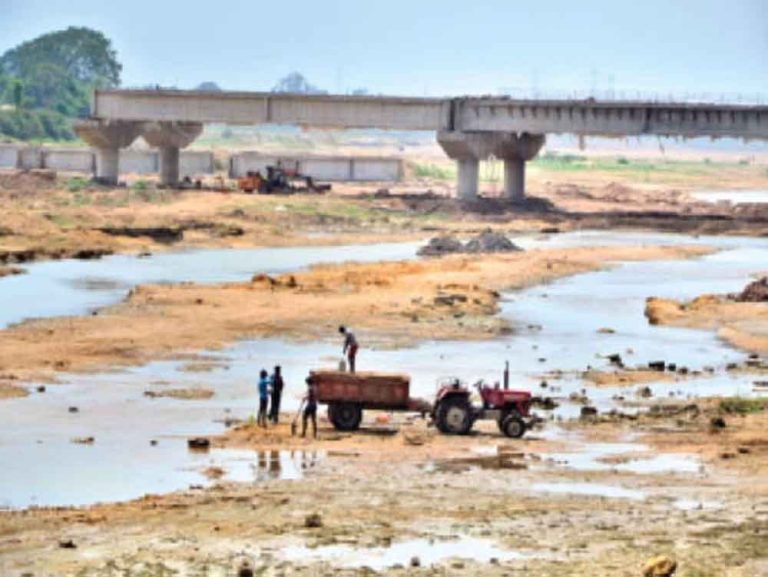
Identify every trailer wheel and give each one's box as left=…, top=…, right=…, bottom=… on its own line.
left=328, top=403, right=363, bottom=431
left=501, top=414, right=526, bottom=439
left=435, top=396, right=472, bottom=435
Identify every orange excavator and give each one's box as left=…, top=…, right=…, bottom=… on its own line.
left=237, top=163, right=331, bottom=194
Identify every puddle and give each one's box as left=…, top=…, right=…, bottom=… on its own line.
left=548, top=441, right=702, bottom=475
left=690, top=190, right=768, bottom=204
left=672, top=498, right=725, bottom=511
left=279, top=536, right=528, bottom=569
left=531, top=481, right=645, bottom=500
left=433, top=453, right=529, bottom=473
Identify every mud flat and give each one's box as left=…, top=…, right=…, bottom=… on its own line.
left=0, top=398, right=766, bottom=577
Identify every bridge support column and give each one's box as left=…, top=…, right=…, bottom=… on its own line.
left=438, top=131, right=544, bottom=202
left=496, top=133, right=545, bottom=203
left=73, top=120, right=142, bottom=185
left=159, top=147, right=180, bottom=187
left=456, top=158, right=479, bottom=200
left=141, top=122, right=203, bottom=187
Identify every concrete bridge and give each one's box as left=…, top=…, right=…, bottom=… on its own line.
left=76, top=89, right=768, bottom=200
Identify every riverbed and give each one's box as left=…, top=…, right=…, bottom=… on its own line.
left=0, top=231, right=766, bottom=508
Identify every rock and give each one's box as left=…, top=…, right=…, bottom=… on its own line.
left=237, top=562, right=254, bottom=577
left=410, top=556, right=421, bottom=567
left=187, top=437, right=210, bottom=450
left=417, top=230, right=522, bottom=257
left=417, top=235, right=464, bottom=257
left=304, top=513, right=323, bottom=528
left=464, top=230, right=522, bottom=254
left=607, top=353, right=623, bottom=366
left=68, top=406, right=79, bottom=413
left=710, top=416, right=727, bottom=430
left=58, top=539, right=77, bottom=549
left=580, top=406, right=598, bottom=418
left=540, top=226, right=560, bottom=234
left=71, top=436, right=95, bottom=444
left=36, top=385, right=46, bottom=393
left=598, top=327, right=616, bottom=334
left=648, top=361, right=666, bottom=372
left=642, top=555, right=677, bottom=577
left=637, top=386, right=653, bottom=399
left=733, top=276, right=768, bottom=302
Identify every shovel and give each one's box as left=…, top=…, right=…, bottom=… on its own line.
left=290, top=400, right=305, bottom=436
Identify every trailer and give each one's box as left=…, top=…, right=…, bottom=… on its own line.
left=307, top=370, right=428, bottom=431
left=307, top=366, right=534, bottom=438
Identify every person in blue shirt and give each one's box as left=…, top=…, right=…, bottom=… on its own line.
left=257, top=369, right=270, bottom=427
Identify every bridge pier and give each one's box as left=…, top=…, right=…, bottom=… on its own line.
left=141, top=122, right=203, bottom=187
left=438, top=131, right=545, bottom=202
left=73, top=120, right=142, bottom=185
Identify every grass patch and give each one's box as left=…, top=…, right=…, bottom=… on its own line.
left=719, top=397, right=766, bottom=415
left=413, top=163, right=454, bottom=180
left=66, top=176, right=89, bottom=193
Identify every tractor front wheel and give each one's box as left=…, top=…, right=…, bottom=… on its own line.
left=435, top=396, right=473, bottom=435
left=328, top=403, right=363, bottom=431
left=500, top=413, right=526, bottom=439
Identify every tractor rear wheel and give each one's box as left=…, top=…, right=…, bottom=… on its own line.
left=500, top=413, right=526, bottom=439
left=435, top=396, right=472, bottom=435
left=328, top=403, right=363, bottom=431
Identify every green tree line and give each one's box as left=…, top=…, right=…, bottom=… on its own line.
left=0, top=26, right=121, bottom=141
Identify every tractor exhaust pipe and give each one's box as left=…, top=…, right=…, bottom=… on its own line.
left=503, top=361, right=509, bottom=390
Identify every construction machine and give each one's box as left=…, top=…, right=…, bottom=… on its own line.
left=237, top=163, right=331, bottom=194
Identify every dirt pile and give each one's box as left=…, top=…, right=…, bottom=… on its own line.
left=733, top=277, right=768, bottom=302
left=418, top=230, right=522, bottom=257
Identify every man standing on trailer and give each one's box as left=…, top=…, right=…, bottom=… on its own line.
left=339, top=325, right=358, bottom=373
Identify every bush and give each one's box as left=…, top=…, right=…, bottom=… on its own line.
left=66, top=176, right=89, bottom=193
left=719, top=397, right=765, bottom=415
left=413, top=163, right=453, bottom=180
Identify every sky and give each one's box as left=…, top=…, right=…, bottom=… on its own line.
left=1, top=0, right=766, bottom=100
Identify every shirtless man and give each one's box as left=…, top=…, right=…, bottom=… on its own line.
left=338, top=325, right=358, bottom=373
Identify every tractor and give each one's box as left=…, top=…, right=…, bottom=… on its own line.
left=432, top=364, right=532, bottom=438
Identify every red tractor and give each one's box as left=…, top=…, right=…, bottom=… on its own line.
left=432, top=365, right=532, bottom=438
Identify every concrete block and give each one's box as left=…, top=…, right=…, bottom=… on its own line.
left=352, top=158, right=403, bottom=181
left=43, top=149, right=94, bottom=172
left=119, top=150, right=158, bottom=174
left=180, top=151, right=214, bottom=176
left=18, top=147, right=43, bottom=170
left=0, top=145, right=20, bottom=169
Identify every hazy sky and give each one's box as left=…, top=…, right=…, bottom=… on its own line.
left=2, top=0, right=766, bottom=99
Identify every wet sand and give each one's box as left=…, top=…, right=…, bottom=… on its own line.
left=646, top=295, right=768, bottom=354
left=0, top=399, right=765, bottom=576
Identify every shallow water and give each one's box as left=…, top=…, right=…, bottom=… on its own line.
left=690, top=189, right=768, bottom=204
left=0, top=231, right=766, bottom=507
left=531, top=481, right=645, bottom=500
left=0, top=241, right=422, bottom=328
left=279, top=535, right=527, bottom=569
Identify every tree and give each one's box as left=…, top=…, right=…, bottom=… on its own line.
left=12, top=80, right=23, bottom=109
left=0, top=26, right=121, bottom=87
left=272, top=72, right=327, bottom=95
left=195, top=81, right=222, bottom=92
